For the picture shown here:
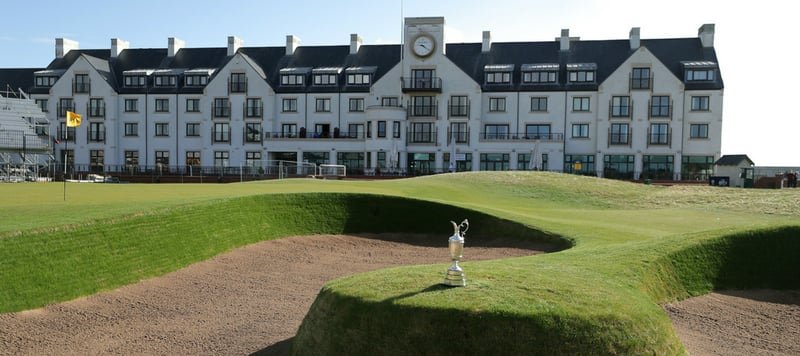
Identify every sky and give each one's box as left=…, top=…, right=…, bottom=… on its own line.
left=1, top=0, right=796, bottom=166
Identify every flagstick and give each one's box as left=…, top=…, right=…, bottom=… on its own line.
left=63, top=137, right=67, bottom=201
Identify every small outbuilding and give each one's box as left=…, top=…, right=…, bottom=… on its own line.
left=713, top=154, right=755, bottom=187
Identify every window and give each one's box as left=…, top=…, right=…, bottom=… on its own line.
left=649, top=123, right=670, bottom=145
left=572, top=97, right=590, bottom=111
left=347, top=73, right=370, bottom=85
left=155, top=151, right=169, bottom=166
left=315, top=98, right=331, bottom=112
left=88, top=122, right=105, bottom=143
left=412, top=96, right=435, bottom=116
left=518, top=153, right=548, bottom=171
left=450, top=122, right=468, bottom=143
left=213, top=123, right=230, bottom=143
left=58, top=98, right=73, bottom=117
left=489, top=97, right=506, bottom=112
left=186, top=122, right=200, bottom=137
left=349, top=98, right=365, bottom=112
left=124, top=75, right=146, bottom=87
left=604, top=155, right=634, bottom=179
left=449, top=96, right=468, bottom=117
left=35, top=76, right=57, bottom=87
left=124, top=122, right=138, bottom=137
left=381, top=97, right=399, bottom=107
left=690, top=124, right=709, bottom=138
left=610, top=123, right=630, bottom=145
left=155, top=98, right=169, bottom=113
left=230, top=73, right=247, bottom=93
left=642, top=155, right=674, bottom=180
left=89, top=150, right=104, bottom=172
left=281, top=124, right=297, bottom=138
left=303, top=152, right=330, bottom=166
left=522, top=71, right=557, bottom=83
left=686, top=69, right=715, bottom=81
left=281, top=74, right=305, bottom=86
left=245, top=123, right=262, bottom=143
left=530, top=97, right=547, bottom=112
left=650, top=96, right=670, bottom=117
left=393, top=121, right=401, bottom=138
left=377, top=121, right=387, bottom=138
left=486, top=72, right=511, bottom=84
left=314, top=123, right=331, bottom=138
left=214, top=151, right=229, bottom=167
left=124, top=151, right=139, bottom=166
left=246, top=98, right=263, bottom=117
left=526, top=124, right=550, bottom=140
left=154, top=75, right=176, bottom=87
left=484, top=124, right=509, bottom=140
left=682, top=155, right=714, bottom=181
left=564, top=154, right=595, bottom=175
left=125, top=99, right=138, bottom=112
left=186, top=151, right=201, bottom=166
left=611, top=96, right=630, bottom=117
left=411, top=69, right=436, bottom=89
left=74, top=74, right=90, bottom=93
left=480, top=153, right=510, bottom=171
left=337, top=152, right=365, bottom=174
left=631, top=68, right=651, bottom=89
left=572, top=124, right=589, bottom=138
left=186, top=99, right=200, bottom=113
left=282, top=98, right=298, bottom=112
left=35, top=99, right=48, bottom=112
left=691, top=96, right=710, bottom=111
left=410, top=122, right=434, bottom=143
left=213, top=98, right=230, bottom=118
left=155, top=122, right=169, bottom=137
left=246, top=151, right=262, bottom=168
left=313, top=74, right=337, bottom=86
left=185, top=75, right=208, bottom=86
left=89, top=98, right=105, bottom=117
left=568, top=70, right=595, bottom=83
left=347, top=123, right=364, bottom=139
left=367, top=121, right=371, bottom=138
left=59, top=123, right=75, bottom=142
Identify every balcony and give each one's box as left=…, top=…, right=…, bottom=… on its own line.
left=406, top=130, right=437, bottom=145
left=608, top=131, right=632, bottom=147
left=609, top=103, right=632, bottom=118
left=87, top=129, right=106, bottom=143
left=407, top=104, right=438, bottom=119
left=401, top=77, right=442, bottom=93
left=647, top=130, right=672, bottom=147
left=88, top=103, right=106, bottom=118
left=648, top=103, right=672, bottom=120
left=263, top=131, right=366, bottom=140
left=478, top=132, right=564, bottom=142
left=245, top=102, right=263, bottom=118
left=448, top=103, right=469, bottom=118
left=212, top=103, right=231, bottom=119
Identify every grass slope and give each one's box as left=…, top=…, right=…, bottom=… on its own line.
left=1, top=172, right=798, bottom=354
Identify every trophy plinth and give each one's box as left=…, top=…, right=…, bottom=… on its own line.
left=442, top=219, right=468, bottom=287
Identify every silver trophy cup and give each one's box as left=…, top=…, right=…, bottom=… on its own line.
left=442, top=219, right=468, bottom=287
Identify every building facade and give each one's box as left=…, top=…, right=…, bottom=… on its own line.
left=0, top=17, right=724, bottom=180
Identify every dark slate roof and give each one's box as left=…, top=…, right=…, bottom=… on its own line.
left=0, top=68, right=41, bottom=97
left=2, top=35, right=721, bottom=95
left=715, top=154, right=754, bottom=166
left=447, top=37, right=723, bottom=92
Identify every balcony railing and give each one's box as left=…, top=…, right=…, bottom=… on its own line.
left=229, top=79, right=247, bottom=94
left=245, top=102, right=263, bottom=118
left=648, top=102, right=672, bottom=119
left=478, top=132, right=564, bottom=141
left=609, top=103, right=632, bottom=118
left=87, top=129, right=106, bottom=143
left=88, top=103, right=106, bottom=118
left=408, top=104, right=438, bottom=118
left=630, top=75, right=653, bottom=90
left=446, top=129, right=470, bottom=144
left=608, top=131, right=632, bottom=147
left=647, top=129, right=672, bottom=147
left=263, top=131, right=366, bottom=140
left=448, top=103, right=469, bottom=118
left=57, top=105, right=73, bottom=118
left=401, top=77, right=442, bottom=92
left=73, top=80, right=90, bottom=94
left=212, top=103, right=231, bottom=118
left=57, top=128, right=76, bottom=143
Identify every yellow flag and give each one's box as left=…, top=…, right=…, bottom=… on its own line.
left=66, top=111, right=82, bottom=127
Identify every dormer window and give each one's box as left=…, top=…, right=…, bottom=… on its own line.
left=154, top=75, right=176, bottom=87
left=521, top=64, right=558, bottom=84
left=682, top=61, right=717, bottom=81
left=345, top=66, right=376, bottom=86
left=312, top=67, right=342, bottom=86
left=122, top=69, right=153, bottom=88
left=34, top=69, right=64, bottom=87
left=280, top=67, right=311, bottom=86
left=567, top=63, right=597, bottom=83
left=184, top=68, right=214, bottom=87
left=484, top=64, right=514, bottom=85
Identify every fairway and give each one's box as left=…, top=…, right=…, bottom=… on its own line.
left=1, top=171, right=798, bottom=354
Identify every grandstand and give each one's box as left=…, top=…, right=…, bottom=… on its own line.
left=0, top=88, right=54, bottom=182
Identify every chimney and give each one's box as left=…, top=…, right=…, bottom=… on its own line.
left=168, top=37, right=184, bottom=57
left=228, top=36, right=243, bottom=56
left=482, top=31, right=491, bottom=52
left=286, top=35, right=301, bottom=55
left=629, top=27, right=640, bottom=50
left=350, top=33, right=362, bottom=54
left=55, top=38, right=79, bottom=58
left=111, top=38, right=129, bottom=58
left=559, top=29, right=570, bottom=51
left=698, top=23, right=715, bottom=47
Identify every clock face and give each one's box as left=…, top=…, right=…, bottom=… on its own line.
left=412, top=35, right=435, bottom=57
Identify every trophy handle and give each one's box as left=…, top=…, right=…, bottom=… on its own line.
left=459, top=219, right=469, bottom=236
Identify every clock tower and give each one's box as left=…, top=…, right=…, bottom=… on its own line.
left=404, top=17, right=445, bottom=61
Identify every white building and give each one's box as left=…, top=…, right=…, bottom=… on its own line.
left=0, top=17, right=723, bottom=180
